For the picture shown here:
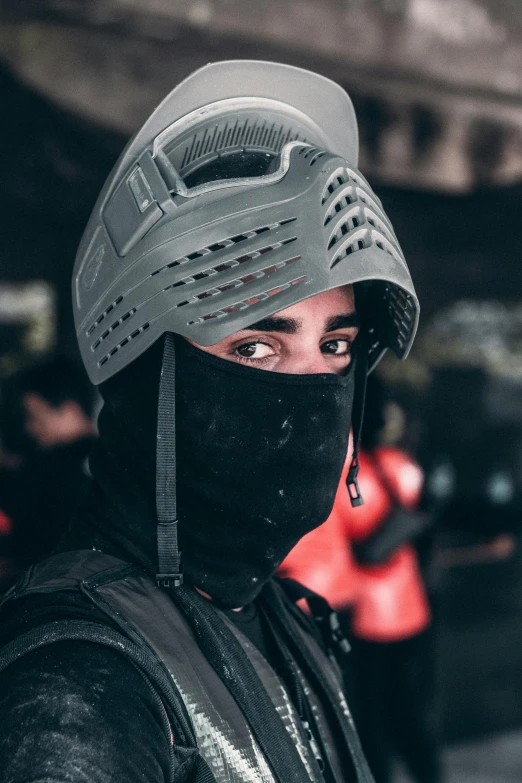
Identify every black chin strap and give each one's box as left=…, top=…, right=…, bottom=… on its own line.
left=156, top=332, right=183, bottom=588
left=347, top=336, right=369, bottom=507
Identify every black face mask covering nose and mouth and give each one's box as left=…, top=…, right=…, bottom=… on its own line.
left=174, top=339, right=355, bottom=607
left=85, top=337, right=356, bottom=609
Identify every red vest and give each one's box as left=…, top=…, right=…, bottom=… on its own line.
left=280, top=446, right=431, bottom=642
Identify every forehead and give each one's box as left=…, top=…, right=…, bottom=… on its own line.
left=260, top=284, right=355, bottom=323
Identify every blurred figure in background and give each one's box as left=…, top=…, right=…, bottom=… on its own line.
left=348, top=375, right=440, bottom=783
left=0, top=356, right=96, bottom=573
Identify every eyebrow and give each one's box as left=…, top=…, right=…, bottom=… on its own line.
left=244, top=317, right=300, bottom=334
left=244, top=312, right=360, bottom=335
left=325, top=313, right=360, bottom=332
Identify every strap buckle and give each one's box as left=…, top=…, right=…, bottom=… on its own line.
left=347, top=455, right=364, bottom=507
left=156, top=571, right=183, bottom=589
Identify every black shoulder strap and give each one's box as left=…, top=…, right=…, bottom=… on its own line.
left=263, top=581, right=375, bottom=783
left=0, top=618, right=215, bottom=783
left=277, top=578, right=351, bottom=657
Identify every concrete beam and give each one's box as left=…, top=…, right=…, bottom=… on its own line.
left=1, top=0, right=522, bottom=190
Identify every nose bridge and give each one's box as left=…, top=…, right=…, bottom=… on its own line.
left=286, top=346, right=334, bottom=375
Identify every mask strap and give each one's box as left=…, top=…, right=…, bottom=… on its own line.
left=156, top=332, right=183, bottom=588
left=347, top=335, right=368, bottom=508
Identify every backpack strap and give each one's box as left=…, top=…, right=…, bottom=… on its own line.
left=264, top=581, right=375, bottom=783
left=278, top=578, right=351, bottom=658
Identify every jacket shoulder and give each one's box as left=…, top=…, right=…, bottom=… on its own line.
left=0, top=550, right=132, bottom=648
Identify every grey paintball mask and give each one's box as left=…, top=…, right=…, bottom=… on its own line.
left=73, top=60, right=419, bottom=587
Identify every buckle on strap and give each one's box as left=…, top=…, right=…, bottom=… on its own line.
left=156, top=571, right=183, bottom=589
left=347, top=455, right=364, bottom=507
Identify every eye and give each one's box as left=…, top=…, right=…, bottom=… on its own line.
left=235, top=341, right=275, bottom=360
left=321, top=339, right=351, bottom=356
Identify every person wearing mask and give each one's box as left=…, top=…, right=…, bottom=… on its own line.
left=0, top=61, right=418, bottom=783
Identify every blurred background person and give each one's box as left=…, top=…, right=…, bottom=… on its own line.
left=347, top=375, right=439, bottom=783
left=0, top=356, right=96, bottom=577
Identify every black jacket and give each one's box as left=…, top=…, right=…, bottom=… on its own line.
left=0, top=548, right=372, bottom=783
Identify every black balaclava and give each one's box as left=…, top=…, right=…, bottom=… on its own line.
left=74, top=335, right=355, bottom=608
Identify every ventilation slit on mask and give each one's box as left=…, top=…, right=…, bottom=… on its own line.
left=86, top=296, right=124, bottom=336
left=322, top=165, right=404, bottom=271
left=91, top=308, right=137, bottom=350
left=183, top=252, right=302, bottom=313
left=298, top=146, right=326, bottom=166
left=321, top=167, right=368, bottom=205
left=154, top=237, right=298, bottom=300
left=386, top=286, right=416, bottom=350
left=187, top=275, right=307, bottom=325
left=98, top=322, right=150, bottom=367
left=147, top=218, right=297, bottom=281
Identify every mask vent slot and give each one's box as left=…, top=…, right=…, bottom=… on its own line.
left=91, top=308, right=137, bottom=351
left=323, top=165, right=403, bottom=269
left=330, top=227, right=403, bottom=269
left=331, top=232, right=373, bottom=267
left=356, top=280, right=415, bottom=369
left=148, top=218, right=297, bottom=281
left=188, top=275, right=307, bottom=325
left=159, top=239, right=297, bottom=295
left=326, top=206, right=364, bottom=246
left=365, top=211, right=396, bottom=242
left=179, top=254, right=301, bottom=307
left=386, top=285, right=416, bottom=352
left=98, top=322, right=150, bottom=367
left=298, top=146, right=327, bottom=166
left=327, top=210, right=399, bottom=259
left=324, top=190, right=358, bottom=227
left=86, top=296, right=124, bottom=336
left=321, top=168, right=368, bottom=205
